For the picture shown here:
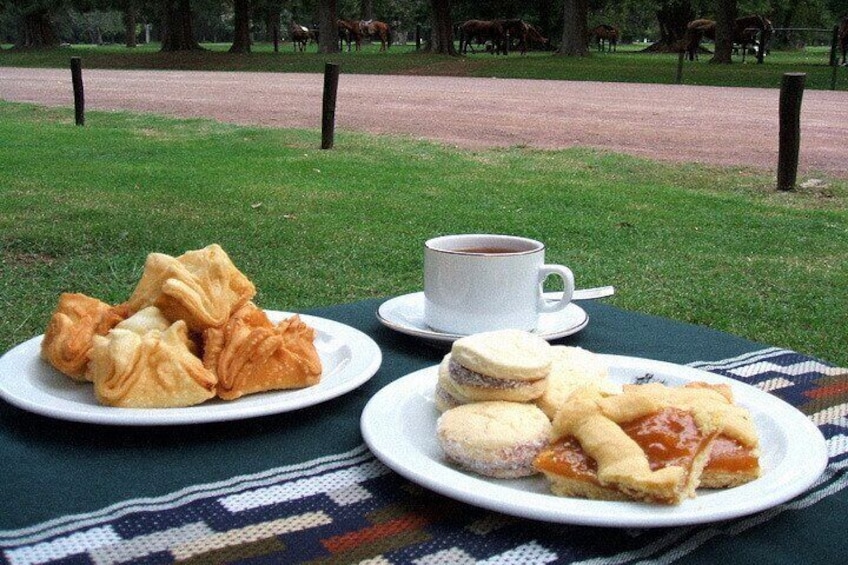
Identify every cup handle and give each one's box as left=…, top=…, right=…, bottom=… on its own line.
left=537, top=265, right=574, bottom=313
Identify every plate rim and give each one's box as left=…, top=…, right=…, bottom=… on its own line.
left=377, top=291, right=589, bottom=344
left=360, top=354, right=828, bottom=527
left=0, top=311, right=382, bottom=426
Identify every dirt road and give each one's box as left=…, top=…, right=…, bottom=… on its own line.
left=1, top=67, right=844, bottom=177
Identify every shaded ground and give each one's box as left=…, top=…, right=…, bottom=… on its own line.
left=1, top=67, right=845, bottom=178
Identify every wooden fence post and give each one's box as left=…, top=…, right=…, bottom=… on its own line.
left=830, top=25, right=839, bottom=90
left=321, top=63, right=340, bottom=150
left=777, top=73, right=805, bottom=191
left=675, top=51, right=685, bottom=84
left=70, top=57, right=84, bottom=126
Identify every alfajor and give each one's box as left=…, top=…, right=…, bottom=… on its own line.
left=535, top=346, right=622, bottom=420
left=437, top=401, right=552, bottom=478
left=437, top=329, right=553, bottom=407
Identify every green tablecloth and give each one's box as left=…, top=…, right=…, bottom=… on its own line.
left=1, top=298, right=845, bottom=564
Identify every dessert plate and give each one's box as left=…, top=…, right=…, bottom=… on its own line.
left=377, top=292, right=588, bottom=344
left=0, top=312, right=382, bottom=426
left=361, top=355, right=828, bottom=527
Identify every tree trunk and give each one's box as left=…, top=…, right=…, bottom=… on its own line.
left=15, top=9, right=60, bottom=49
left=428, top=0, right=456, bottom=54
left=645, top=0, right=693, bottom=53
left=558, top=0, right=588, bottom=56
left=361, top=0, right=373, bottom=21
left=124, top=1, right=138, bottom=48
left=317, top=0, right=339, bottom=53
left=229, top=0, right=252, bottom=53
left=711, top=0, right=736, bottom=64
left=161, top=0, right=203, bottom=51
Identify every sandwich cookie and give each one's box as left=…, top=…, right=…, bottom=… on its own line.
left=437, top=401, right=552, bottom=479
left=535, top=346, right=622, bottom=420
left=443, top=329, right=552, bottom=404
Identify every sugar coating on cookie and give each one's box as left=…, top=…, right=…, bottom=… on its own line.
left=436, top=401, right=552, bottom=479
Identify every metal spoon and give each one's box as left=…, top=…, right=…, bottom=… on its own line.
left=570, top=285, right=616, bottom=301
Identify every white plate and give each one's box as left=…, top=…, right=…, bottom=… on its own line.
left=377, top=292, right=588, bottom=344
left=0, top=312, right=382, bottom=426
left=361, top=355, right=828, bottom=527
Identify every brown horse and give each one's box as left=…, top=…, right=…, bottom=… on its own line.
left=589, top=24, right=619, bottom=52
left=359, top=20, right=391, bottom=51
left=685, top=15, right=772, bottom=62
left=337, top=19, right=362, bottom=51
left=522, top=22, right=549, bottom=52
left=289, top=21, right=312, bottom=52
left=839, top=17, right=848, bottom=65
left=458, top=19, right=505, bottom=54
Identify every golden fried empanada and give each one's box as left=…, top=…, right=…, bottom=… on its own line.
left=88, top=307, right=217, bottom=408
left=41, top=293, right=129, bottom=381
left=126, top=244, right=256, bottom=332
left=203, top=303, right=322, bottom=400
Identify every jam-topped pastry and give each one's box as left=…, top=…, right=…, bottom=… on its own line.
left=534, top=382, right=750, bottom=505
left=681, top=382, right=761, bottom=488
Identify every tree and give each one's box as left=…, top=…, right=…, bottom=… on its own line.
left=161, top=0, right=202, bottom=50
left=317, top=0, right=338, bottom=53
left=229, top=0, right=250, bottom=52
left=711, top=0, right=736, bottom=63
left=427, top=0, right=455, bottom=54
left=9, top=1, right=61, bottom=48
left=647, top=0, right=694, bottom=52
left=558, top=0, right=588, bottom=55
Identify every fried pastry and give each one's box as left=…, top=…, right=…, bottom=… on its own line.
left=534, top=383, right=728, bottom=505
left=203, top=303, right=322, bottom=400
left=41, top=293, right=129, bottom=381
left=88, top=306, right=217, bottom=408
left=127, top=244, right=256, bottom=332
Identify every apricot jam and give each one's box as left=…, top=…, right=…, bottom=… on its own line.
left=706, top=436, right=759, bottom=473
left=534, top=437, right=599, bottom=482
left=620, top=407, right=704, bottom=471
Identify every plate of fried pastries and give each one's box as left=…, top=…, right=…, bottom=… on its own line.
left=361, top=353, right=828, bottom=527
left=0, top=311, right=381, bottom=425
left=0, top=244, right=382, bottom=425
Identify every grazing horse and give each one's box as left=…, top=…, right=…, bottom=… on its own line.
left=685, top=14, right=772, bottom=62
left=359, top=20, right=391, bottom=51
left=289, top=21, right=311, bottom=52
left=458, top=19, right=505, bottom=54
left=522, top=22, right=549, bottom=52
left=839, top=17, right=848, bottom=65
left=337, top=19, right=362, bottom=51
left=589, top=24, right=619, bottom=52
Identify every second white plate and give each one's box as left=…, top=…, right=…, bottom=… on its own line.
left=361, top=355, right=828, bottom=527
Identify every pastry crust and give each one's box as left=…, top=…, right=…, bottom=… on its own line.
left=41, top=293, right=129, bottom=381
left=203, top=303, right=322, bottom=400
left=535, top=383, right=729, bottom=504
left=127, top=244, right=256, bottom=332
left=88, top=307, right=217, bottom=408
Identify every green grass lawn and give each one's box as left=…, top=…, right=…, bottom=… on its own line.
left=1, top=102, right=846, bottom=366
left=2, top=41, right=847, bottom=90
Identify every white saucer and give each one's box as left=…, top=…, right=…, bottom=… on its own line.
left=377, top=292, right=588, bottom=344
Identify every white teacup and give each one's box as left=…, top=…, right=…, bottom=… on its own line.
left=423, top=234, right=575, bottom=335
